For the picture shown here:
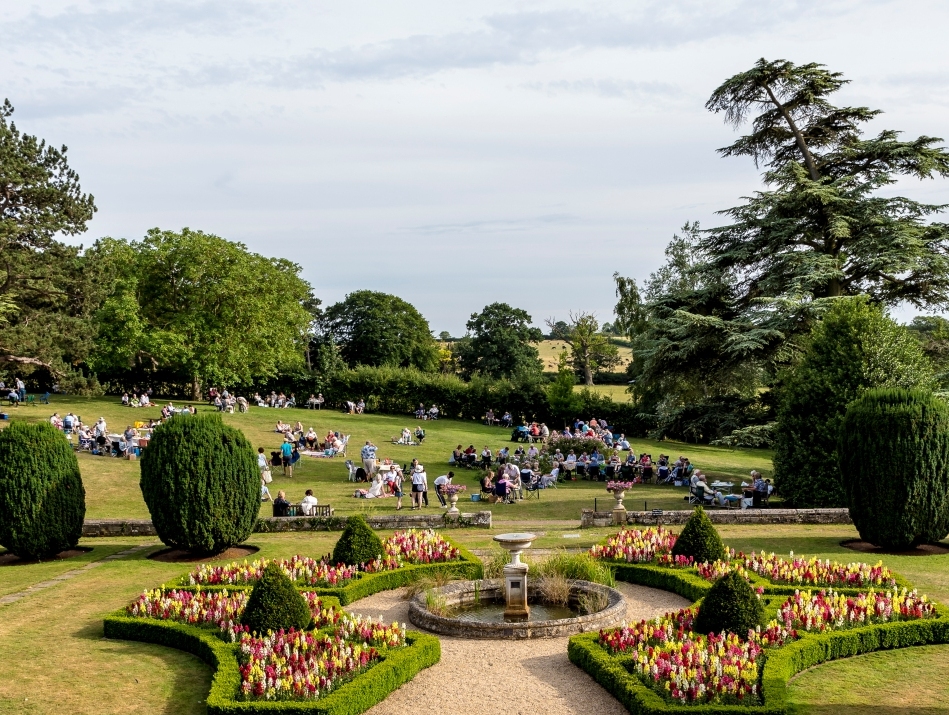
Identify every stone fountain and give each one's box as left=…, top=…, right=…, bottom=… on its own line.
left=492, top=532, right=536, bottom=622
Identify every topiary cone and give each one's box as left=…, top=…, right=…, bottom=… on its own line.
left=332, top=515, right=384, bottom=566
left=240, top=563, right=312, bottom=635
left=670, top=507, right=726, bottom=564
left=693, top=570, right=764, bottom=636
left=0, top=421, right=86, bottom=559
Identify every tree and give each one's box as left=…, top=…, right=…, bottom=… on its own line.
left=324, top=291, right=438, bottom=372
left=611, top=272, right=647, bottom=340
left=0, top=421, right=85, bottom=559
left=547, top=350, right=579, bottom=422
left=773, top=297, right=935, bottom=508
left=548, top=312, right=620, bottom=386
left=139, top=412, right=259, bottom=554
left=907, top=316, right=949, bottom=388
left=670, top=507, right=727, bottom=564
left=90, top=229, right=313, bottom=399
left=840, top=389, right=949, bottom=549
left=693, top=570, right=764, bottom=636
left=454, top=302, right=543, bottom=379
left=0, top=99, right=99, bottom=376
left=438, top=330, right=452, bottom=342
left=332, top=515, right=384, bottom=566
left=240, top=564, right=312, bottom=634
left=703, top=58, right=949, bottom=314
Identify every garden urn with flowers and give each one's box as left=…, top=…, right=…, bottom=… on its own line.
left=443, top=484, right=467, bottom=515
left=606, top=481, right=635, bottom=525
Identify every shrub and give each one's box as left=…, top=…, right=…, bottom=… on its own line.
left=535, top=551, right=615, bottom=586
left=693, top=570, right=764, bottom=636
left=670, top=507, right=726, bottom=564
left=840, top=389, right=949, bottom=548
left=773, top=297, right=936, bottom=507
left=240, top=563, right=312, bottom=634
left=139, top=412, right=258, bottom=554
left=0, top=421, right=86, bottom=559
left=332, top=515, right=384, bottom=566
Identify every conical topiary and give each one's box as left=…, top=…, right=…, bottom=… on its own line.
left=240, top=563, right=312, bottom=634
left=0, top=421, right=86, bottom=559
left=693, top=570, right=765, bottom=636
left=332, top=515, right=384, bottom=566
left=670, top=507, right=727, bottom=564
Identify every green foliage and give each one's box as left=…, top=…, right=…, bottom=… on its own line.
left=907, top=315, right=949, bottom=389
left=454, top=302, right=544, bottom=379
left=240, top=564, right=312, bottom=635
left=693, top=570, right=765, bottom=636
left=546, top=350, right=579, bottom=420
left=670, top=507, right=727, bottom=564
left=549, top=312, right=620, bottom=386
left=325, top=290, right=439, bottom=372
left=774, top=297, right=936, bottom=507
left=139, top=412, right=259, bottom=554
left=103, top=612, right=441, bottom=715
left=0, top=99, right=102, bottom=374
left=89, top=229, right=313, bottom=399
left=534, top=551, right=615, bottom=586
left=0, top=421, right=85, bottom=559
left=332, top=515, right=384, bottom=566
left=840, top=389, right=949, bottom=548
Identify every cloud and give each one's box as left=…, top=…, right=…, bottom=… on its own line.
left=522, top=78, right=683, bottom=101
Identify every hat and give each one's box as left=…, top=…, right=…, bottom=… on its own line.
left=414, top=465, right=424, bottom=473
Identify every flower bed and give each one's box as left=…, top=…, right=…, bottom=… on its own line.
left=588, top=527, right=677, bottom=563
left=575, top=527, right=949, bottom=713
left=384, top=528, right=461, bottom=564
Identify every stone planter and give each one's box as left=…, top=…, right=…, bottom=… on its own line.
left=611, top=489, right=627, bottom=525
left=447, top=494, right=460, bottom=515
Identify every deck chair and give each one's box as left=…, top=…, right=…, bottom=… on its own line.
left=344, top=460, right=358, bottom=481
left=524, top=477, right=541, bottom=500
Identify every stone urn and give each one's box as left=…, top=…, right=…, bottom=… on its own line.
left=447, top=493, right=460, bottom=515
left=611, top=489, right=627, bottom=509
left=611, top=489, right=627, bottom=526
left=493, top=532, right=537, bottom=622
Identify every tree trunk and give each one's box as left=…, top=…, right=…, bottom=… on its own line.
left=191, top=375, right=202, bottom=402
left=584, top=360, right=594, bottom=386
left=763, top=84, right=821, bottom=182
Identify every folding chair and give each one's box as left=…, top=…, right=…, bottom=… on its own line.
left=524, top=478, right=541, bottom=500
left=344, top=460, right=358, bottom=481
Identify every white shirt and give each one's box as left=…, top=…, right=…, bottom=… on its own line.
left=434, top=475, right=450, bottom=487
left=300, top=494, right=319, bottom=514
left=411, top=471, right=427, bottom=487
left=258, top=454, right=268, bottom=469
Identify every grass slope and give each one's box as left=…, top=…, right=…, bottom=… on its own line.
left=1, top=397, right=772, bottom=520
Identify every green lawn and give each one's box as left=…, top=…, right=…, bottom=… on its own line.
left=2, top=396, right=773, bottom=521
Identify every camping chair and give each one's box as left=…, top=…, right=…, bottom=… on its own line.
left=344, top=460, right=358, bottom=481
left=337, top=435, right=350, bottom=457
left=575, top=463, right=586, bottom=478
left=688, top=485, right=714, bottom=506
left=524, top=476, right=541, bottom=500
left=40, top=392, right=51, bottom=404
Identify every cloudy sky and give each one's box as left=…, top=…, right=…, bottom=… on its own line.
left=4, top=0, right=949, bottom=333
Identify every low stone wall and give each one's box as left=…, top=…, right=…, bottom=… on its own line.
left=580, top=508, right=852, bottom=528
left=82, top=511, right=492, bottom=537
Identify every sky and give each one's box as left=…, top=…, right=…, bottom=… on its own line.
left=4, top=0, right=949, bottom=334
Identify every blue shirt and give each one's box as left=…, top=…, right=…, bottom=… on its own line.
left=281, top=442, right=293, bottom=458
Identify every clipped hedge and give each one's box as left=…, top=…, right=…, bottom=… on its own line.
left=103, top=612, right=440, bottom=715
left=332, top=516, right=384, bottom=567
left=241, top=564, right=312, bottom=634
left=670, top=507, right=726, bottom=564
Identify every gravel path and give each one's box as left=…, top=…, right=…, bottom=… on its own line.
left=350, top=583, right=690, bottom=715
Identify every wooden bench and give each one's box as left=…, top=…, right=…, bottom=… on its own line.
left=273, top=503, right=333, bottom=518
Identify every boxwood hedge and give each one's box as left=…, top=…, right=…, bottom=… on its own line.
left=570, top=558, right=949, bottom=714
left=103, top=612, right=440, bottom=715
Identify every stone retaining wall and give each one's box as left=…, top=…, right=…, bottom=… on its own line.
left=580, top=508, right=852, bottom=528
left=82, top=511, right=492, bottom=537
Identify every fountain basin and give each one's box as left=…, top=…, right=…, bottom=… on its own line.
left=408, top=579, right=626, bottom=639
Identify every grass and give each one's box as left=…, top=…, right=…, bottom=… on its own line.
left=573, top=384, right=633, bottom=402
left=2, top=396, right=773, bottom=521
left=535, top=339, right=632, bottom=372
left=1, top=527, right=949, bottom=713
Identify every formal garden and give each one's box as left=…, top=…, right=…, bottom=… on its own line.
left=5, top=57, right=949, bottom=715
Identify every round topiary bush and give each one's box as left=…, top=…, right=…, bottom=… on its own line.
left=840, top=388, right=949, bottom=549
left=670, top=507, right=726, bottom=564
left=0, top=421, right=86, bottom=559
left=240, top=563, right=312, bottom=634
left=693, top=570, right=764, bottom=636
left=332, top=515, right=384, bottom=566
left=140, top=412, right=258, bottom=554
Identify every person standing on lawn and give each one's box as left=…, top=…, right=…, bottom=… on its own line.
left=433, top=471, right=453, bottom=507
left=411, top=464, right=428, bottom=510
left=281, top=438, right=294, bottom=477
left=361, top=440, right=377, bottom=476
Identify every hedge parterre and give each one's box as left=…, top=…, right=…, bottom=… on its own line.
left=187, top=530, right=461, bottom=587
left=597, top=587, right=936, bottom=706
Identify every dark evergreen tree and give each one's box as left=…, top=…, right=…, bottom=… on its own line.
left=693, top=570, right=764, bottom=636
left=0, top=421, right=85, bottom=559
left=332, top=515, right=384, bottom=566
left=773, top=298, right=934, bottom=507
left=840, top=389, right=949, bottom=548
left=139, top=412, right=258, bottom=554
left=240, top=563, right=312, bottom=635
left=670, top=507, right=727, bottom=564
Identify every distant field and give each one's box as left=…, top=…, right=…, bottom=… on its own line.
left=536, top=339, right=632, bottom=372
left=573, top=384, right=632, bottom=402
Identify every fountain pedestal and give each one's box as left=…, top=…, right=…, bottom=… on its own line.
left=493, top=532, right=536, bottom=623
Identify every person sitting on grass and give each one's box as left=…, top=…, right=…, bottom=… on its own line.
left=355, top=399, right=365, bottom=414
left=414, top=425, right=425, bottom=444
left=300, top=489, right=319, bottom=515
left=501, top=411, right=512, bottom=428
left=304, top=427, right=318, bottom=450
